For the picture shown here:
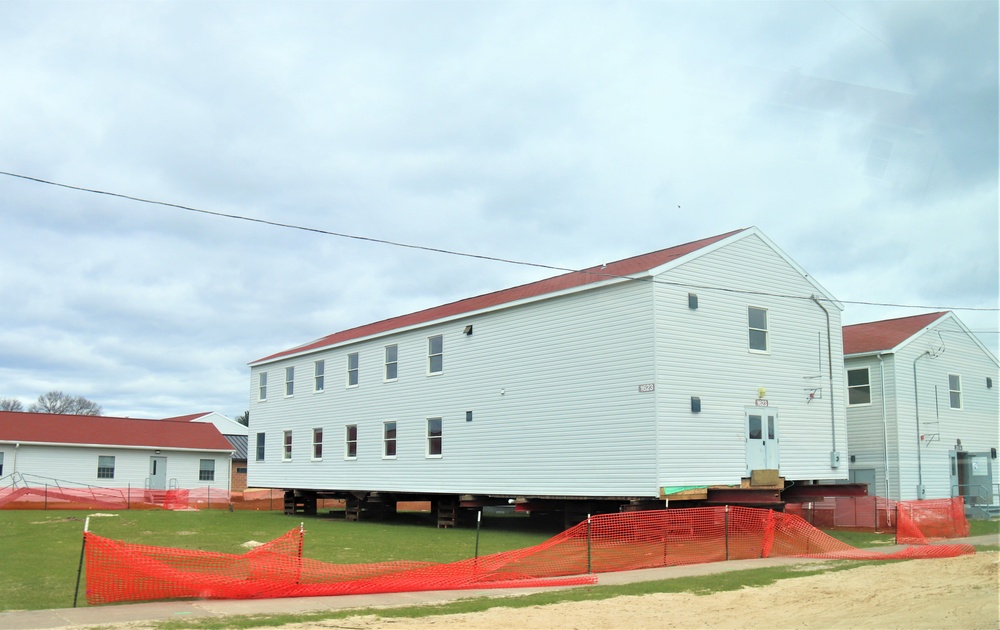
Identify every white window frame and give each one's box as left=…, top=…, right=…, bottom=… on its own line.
left=948, top=374, right=963, bottom=410
left=97, top=455, right=115, bottom=479
left=282, top=430, right=292, bottom=461
left=345, top=424, right=358, bottom=460
left=427, top=335, right=443, bottom=375
left=748, top=306, right=769, bottom=353
left=285, top=366, right=294, bottom=397
left=199, top=459, right=216, bottom=482
left=383, top=421, right=397, bottom=459
left=847, top=367, right=872, bottom=406
left=347, top=352, right=359, bottom=387
left=384, top=344, right=398, bottom=382
left=312, top=427, right=323, bottom=460
left=258, top=372, right=268, bottom=401
left=314, top=360, right=325, bottom=392
left=426, top=417, right=442, bottom=458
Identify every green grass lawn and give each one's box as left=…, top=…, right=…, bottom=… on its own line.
left=1, top=509, right=995, bottom=614
left=0, top=509, right=553, bottom=611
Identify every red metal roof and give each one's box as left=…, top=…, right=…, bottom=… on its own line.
left=843, top=312, right=949, bottom=355
left=159, top=412, right=210, bottom=423
left=0, top=411, right=234, bottom=451
left=253, top=228, right=748, bottom=364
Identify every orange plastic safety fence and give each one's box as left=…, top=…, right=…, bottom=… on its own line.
left=84, top=506, right=975, bottom=605
left=895, top=497, right=970, bottom=544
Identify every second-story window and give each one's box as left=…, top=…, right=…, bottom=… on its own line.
left=949, top=374, right=963, bottom=409
left=748, top=307, right=769, bottom=352
left=385, top=344, right=398, bottom=381
left=428, top=335, right=443, bottom=374
left=258, top=372, right=268, bottom=401
left=314, top=360, right=325, bottom=392
left=847, top=368, right=871, bottom=406
left=347, top=352, right=359, bottom=387
left=285, top=366, right=294, bottom=396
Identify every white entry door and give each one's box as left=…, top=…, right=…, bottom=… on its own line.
left=149, top=456, right=167, bottom=490
left=746, top=409, right=779, bottom=473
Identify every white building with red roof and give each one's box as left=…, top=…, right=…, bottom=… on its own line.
left=248, top=227, right=850, bottom=519
left=0, top=411, right=234, bottom=507
left=843, top=312, right=999, bottom=510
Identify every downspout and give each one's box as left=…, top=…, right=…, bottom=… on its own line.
left=877, top=353, right=891, bottom=500
left=912, top=350, right=931, bottom=499
left=810, top=297, right=838, bottom=458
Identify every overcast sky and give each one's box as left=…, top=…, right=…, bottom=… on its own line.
left=1, top=1, right=996, bottom=419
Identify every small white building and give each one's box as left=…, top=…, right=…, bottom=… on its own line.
left=247, top=227, right=850, bottom=515
left=0, top=411, right=234, bottom=504
left=843, top=312, right=1000, bottom=511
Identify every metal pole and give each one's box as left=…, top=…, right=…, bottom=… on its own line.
left=73, top=517, right=90, bottom=607
left=586, top=514, right=592, bottom=574
left=44, top=484, right=48, bottom=510
left=474, top=510, right=482, bottom=560
left=127, top=483, right=130, bottom=510
left=724, top=505, right=730, bottom=561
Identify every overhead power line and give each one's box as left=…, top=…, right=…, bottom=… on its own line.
left=2, top=169, right=997, bottom=313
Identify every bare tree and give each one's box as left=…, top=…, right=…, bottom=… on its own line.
left=27, top=391, right=103, bottom=416
left=0, top=397, right=24, bottom=412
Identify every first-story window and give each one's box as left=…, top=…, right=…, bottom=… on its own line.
left=255, top=432, right=265, bottom=461
left=383, top=421, right=397, bottom=458
left=847, top=368, right=871, bottom=405
left=345, top=424, right=358, bottom=459
left=312, top=427, right=324, bottom=459
left=949, top=374, right=962, bottom=409
left=428, top=335, right=443, bottom=374
left=426, top=417, right=442, bottom=457
left=748, top=306, right=769, bottom=352
left=258, top=372, right=268, bottom=400
left=97, top=455, right=115, bottom=479
left=199, top=459, right=216, bottom=481
left=283, top=430, right=292, bottom=460
left=347, top=352, right=359, bottom=387
left=285, top=366, right=295, bottom=396
left=236, top=466, right=247, bottom=474
left=314, top=359, right=325, bottom=392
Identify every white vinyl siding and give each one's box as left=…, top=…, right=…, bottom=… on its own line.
left=246, top=230, right=856, bottom=496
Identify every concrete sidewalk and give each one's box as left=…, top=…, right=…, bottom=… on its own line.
left=2, top=534, right=994, bottom=630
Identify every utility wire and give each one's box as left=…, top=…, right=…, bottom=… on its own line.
left=2, top=169, right=997, bottom=313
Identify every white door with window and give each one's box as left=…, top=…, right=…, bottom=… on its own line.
left=149, top=456, right=167, bottom=490
left=746, top=408, right=779, bottom=473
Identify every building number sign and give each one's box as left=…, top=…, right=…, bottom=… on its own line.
left=754, top=399, right=769, bottom=406
left=638, top=383, right=655, bottom=393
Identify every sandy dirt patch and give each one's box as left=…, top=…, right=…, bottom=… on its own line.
left=289, top=551, right=999, bottom=630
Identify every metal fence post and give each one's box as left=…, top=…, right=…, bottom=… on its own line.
left=724, top=505, right=730, bottom=561
left=586, top=514, right=592, bottom=574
